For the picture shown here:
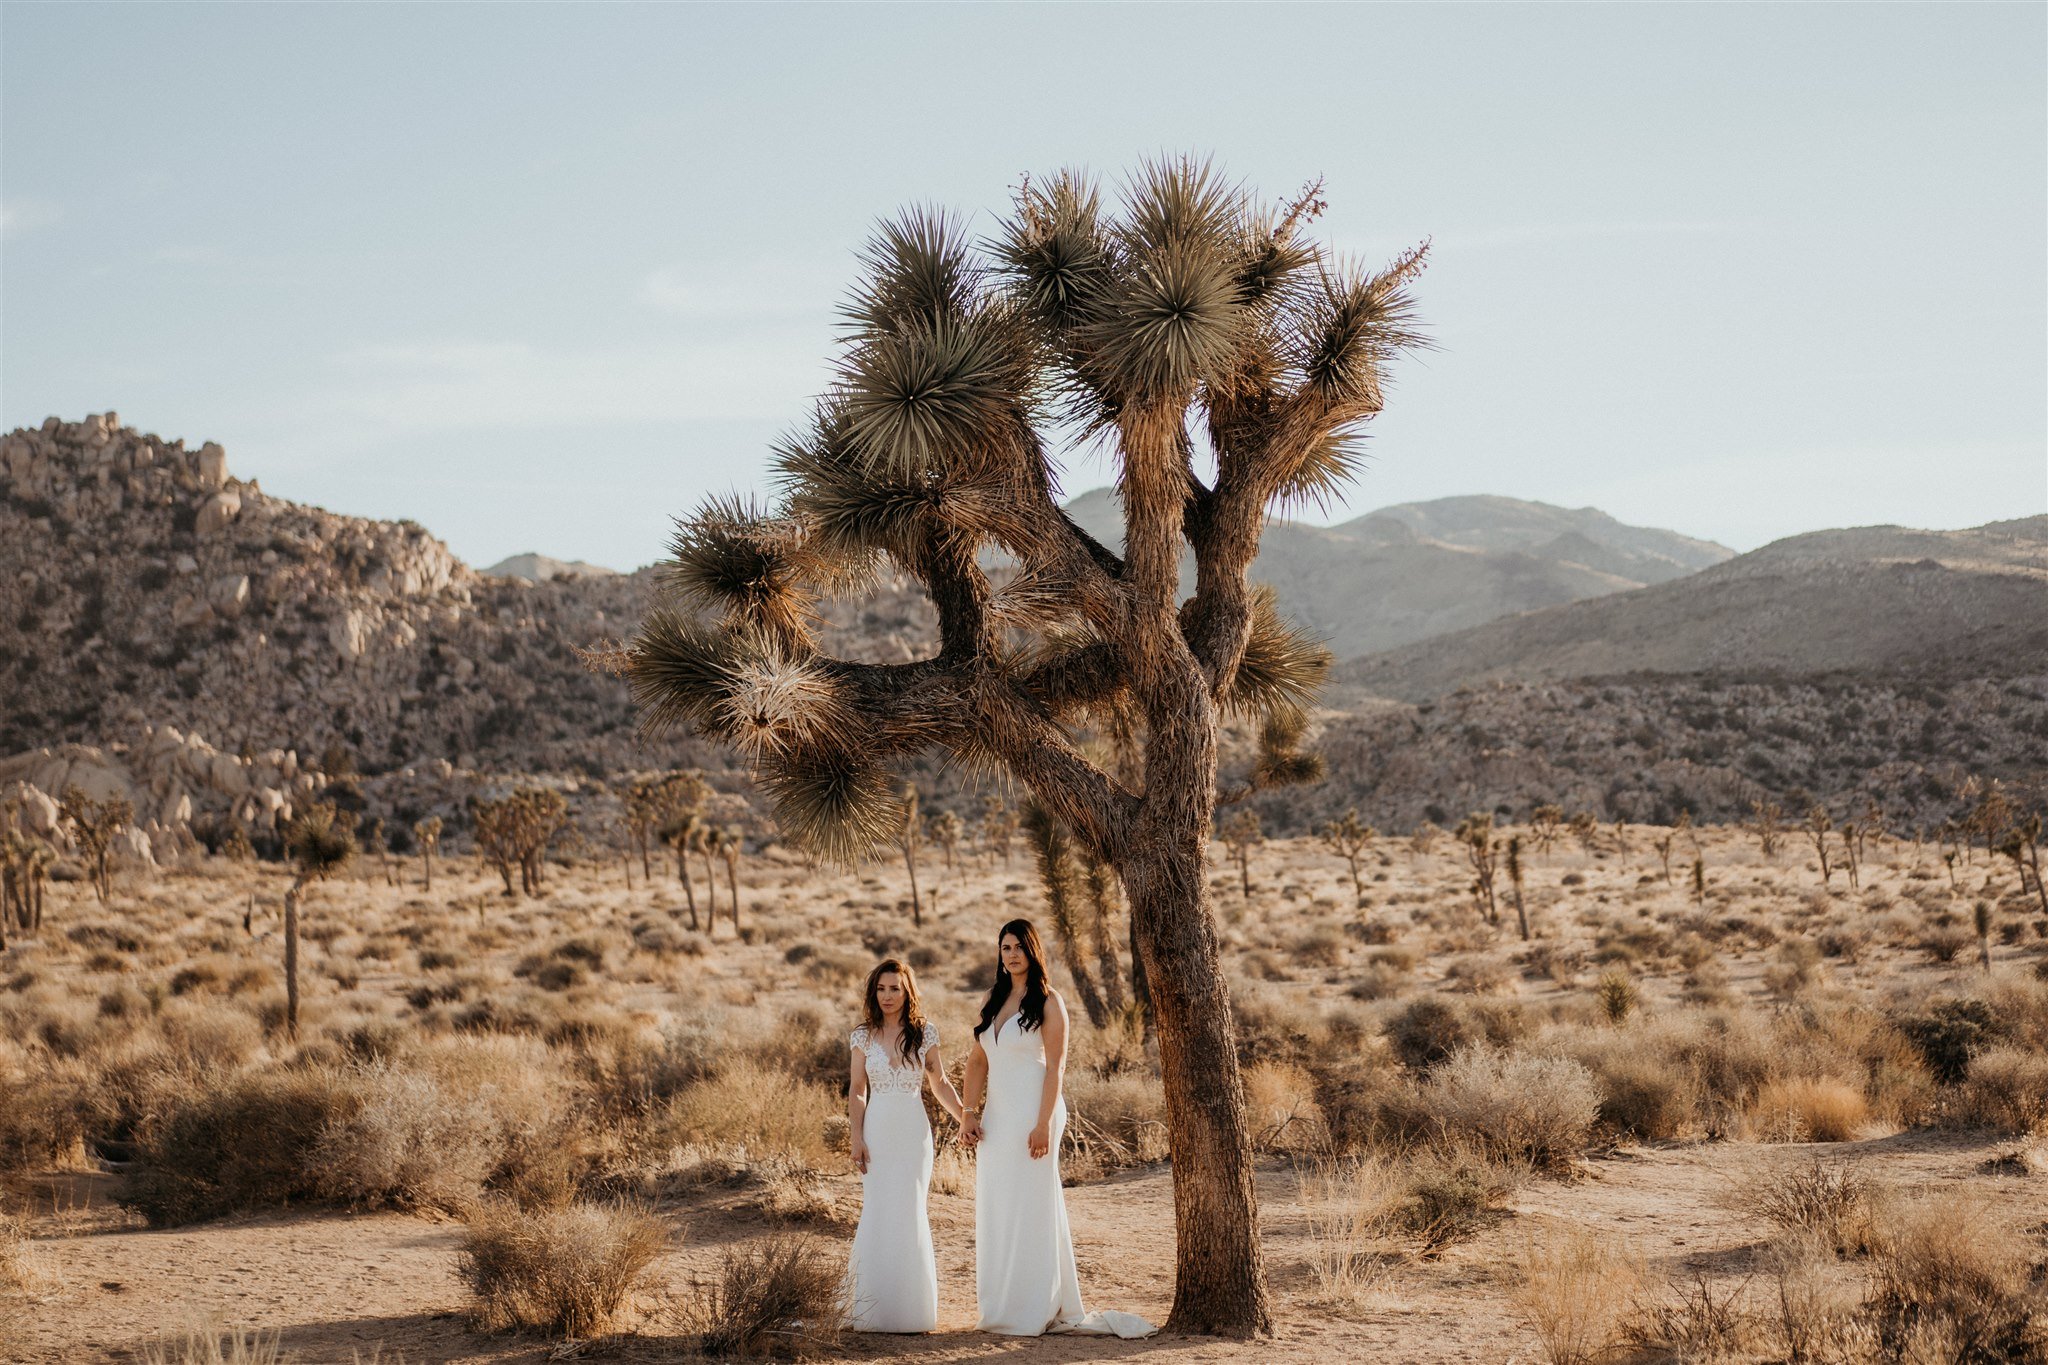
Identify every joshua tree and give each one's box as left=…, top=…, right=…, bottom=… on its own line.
left=717, top=824, right=744, bottom=934
left=1455, top=813, right=1500, bottom=925
left=897, top=785, right=925, bottom=927
left=1321, top=808, right=1374, bottom=905
left=281, top=801, right=355, bottom=1039
left=58, top=787, right=132, bottom=905
left=1612, top=818, right=1628, bottom=867
left=1079, top=848, right=1129, bottom=1017
left=661, top=810, right=704, bottom=928
left=1748, top=799, right=1784, bottom=857
left=1021, top=801, right=1110, bottom=1028
left=1409, top=821, right=1442, bottom=860
left=414, top=816, right=443, bottom=890
left=1973, top=899, right=1994, bottom=972
left=474, top=797, right=521, bottom=897
left=1653, top=831, right=1675, bottom=884
left=931, top=809, right=965, bottom=873
left=1219, top=809, right=1263, bottom=902
left=622, top=160, right=1424, bottom=1333
left=977, top=793, right=1018, bottom=869
left=1691, top=854, right=1706, bottom=907
left=1568, top=810, right=1600, bottom=856
left=1996, top=813, right=2046, bottom=916
left=1806, top=806, right=1835, bottom=887
left=1840, top=821, right=1862, bottom=891
left=1530, top=805, right=1563, bottom=858
left=1505, top=834, right=1530, bottom=941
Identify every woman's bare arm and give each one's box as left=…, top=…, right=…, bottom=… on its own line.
left=1030, top=992, right=1069, bottom=1158
left=924, top=1041, right=967, bottom=1126
left=848, top=1044, right=871, bottom=1174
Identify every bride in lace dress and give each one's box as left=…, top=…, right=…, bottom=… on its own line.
left=843, top=958, right=968, bottom=1332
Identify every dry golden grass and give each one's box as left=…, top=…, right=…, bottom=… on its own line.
left=458, top=1198, right=669, bottom=1336
left=686, top=1232, right=846, bottom=1359
left=1511, top=1218, right=1646, bottom=1365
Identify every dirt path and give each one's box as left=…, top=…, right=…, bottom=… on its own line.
left=13, top=1131, right=2041, bottom=1364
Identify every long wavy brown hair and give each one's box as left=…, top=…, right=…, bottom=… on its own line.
left=861, top=958, right=929, bottom=1067
left=973, top=918, right=1049, bottom=1039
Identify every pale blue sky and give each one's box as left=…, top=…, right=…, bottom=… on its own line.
left=4, top=3, right=2043, bottom=570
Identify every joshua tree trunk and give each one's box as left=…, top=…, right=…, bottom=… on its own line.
left=724, top=854, right=741, bottom=934
left=1123, top=840, right=1270, bottom=1333
left=902, top=844, right=922, bottom=929
left=422, top=845, right=433, bottom=891
left=676, top=846, right=699, bottom=930
left=283, top=875, right=305, bottom=1040
left=1083, top=856, right=1127, bottom=1017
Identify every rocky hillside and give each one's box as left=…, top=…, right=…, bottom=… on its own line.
left=0, top=416, right=948, bottom=855
left=1062, top=488, right=1733, bottom=658
left=1340, top=517, right=2048, bottom=702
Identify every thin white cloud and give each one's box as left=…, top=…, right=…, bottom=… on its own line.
left=0, top=197, right=61, bottom=239
left=639, top=256, right=854, bottom=321
left=306, top=336, right=835, bottom=432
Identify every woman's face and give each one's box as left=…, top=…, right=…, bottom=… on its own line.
left=999, top=933, right=1026, bottom=978
left=874, top=971, right=904, bottom=1017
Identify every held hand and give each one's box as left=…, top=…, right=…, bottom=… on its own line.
left=851, top=1138, right=870, bottom=1175
left=1027, top=1122, right=1050, bottom=1160
left=959, top=1116, right=983, bottom=1149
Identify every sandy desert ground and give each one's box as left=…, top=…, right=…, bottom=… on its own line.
left=4, top=820, right=2046, bottom=1363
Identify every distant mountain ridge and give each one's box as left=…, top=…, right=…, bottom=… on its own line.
left=1340, top=515, right=2048, bottom=701
left=1061, top=487, right=1736, bottom=659
left=483, top=552, right=617, bottom=583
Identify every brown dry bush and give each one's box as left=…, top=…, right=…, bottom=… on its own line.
left=459, top=1198, right=668, bottom=1337
left=1747, top=1157, right=1882, bottom=1255
left=1953, top=1046, right=2048, bottom=1135
left=1865, top=1191, right=2043, bottom=1361
left=1418, top=1046, right=1600, bottom=1171
left=689, top=1232, right=846, bottom=1359
left=1512, top=1219, right=1646, bottom=1365
left=140, top=1325, right=287, bottom=1365
left=655, top=1059, right=836, bottom=1165
left=124, top=1068, right=355, bottom=1226
left=1748, top=1076, right=1870, bottom=1142
left=1064, top=1068, right=1168, bottom=1169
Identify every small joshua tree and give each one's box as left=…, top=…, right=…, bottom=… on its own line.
left=1455, top=812, right=1500, bottom=926
left=1505, top=834, right=1530, bottom=941
left=1022, top=800, right=1110, bottom=1028
left=1974, top=899, right=1994, bottom=972
left=661, top=810, right=705, bottom=928
left=717, top=824, right=744, bottom=934
left=1653, top=830, right=1675, bottom=884
left=1691, top=854, right=1706, bottom=907
left=1996, top=813, right=2045, bottom=916
left=931, top=809, right=965, bottom=873
left=1220, top=808, right=1263, bottom=902
left=1749, top=799, right=1784, bottom=857
left=1840, top=821, right=1862, bottom=891
left=1568, top=810, right=1600, bottom=856
left=622, top=161, right=1426, bottom=1333
left=1530, top=804, right=1563, bottom=858
left=977, top=793, right=1018, bottom=869
left=897, top=785, right=926, bottom=927
left=1321, top=808, right=1375, bottom=906
left=281, top=801, right=355, bottom=1039
left=414, top=816, right=443, bottom=890
left=1806, top=806, right=1835, bottom=887
left=58, top=787, right=132, bottom=905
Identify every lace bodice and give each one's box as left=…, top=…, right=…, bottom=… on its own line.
left=852, top=1022, right=936, bottom=1096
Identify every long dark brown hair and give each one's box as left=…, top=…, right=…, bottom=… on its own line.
left=973, top=918, right=1049, bottom=1039
left=861, top=958, right=929, bottom=1067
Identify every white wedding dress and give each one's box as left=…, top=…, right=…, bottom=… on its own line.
left=970, top=1011, right=1146, bottom=1339
left=843, top=1022, right=939, bottom=1332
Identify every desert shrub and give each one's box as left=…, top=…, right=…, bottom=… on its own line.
left=1419, top=1047, right=1600, bottom=1170
left=460, top=1198, right=668, bottom=1336
left=140, top=1326, right=285, bottom=1365
left=1242, top=1060, right=1326, bottom=1154
left=1593, top=970, right=1638, bottom=1024
left=1294, top=925, right=1347, bottom=968
left=1, top=1210, right=45, bottom=1294
left=1065, top=1069, right=1168, bottom=1167
left=1400, top=1146, right=1517, bottom=1252
left=1763, top=938, right=1823, bottom=998
left=1547, top=1027, right=1699, bottom=1141
left=124, top=1068, right=356, bottom=1226
left=311, top=1062, right=512, bottom=1212
left=1296, top=1155, right=1405, bottom=1307
left=1385, top=997, right=1471, bottom=1071
left=1748, top=1077, right=1868, bottom=1142
left=1953, top=1047, right=2048, bottom=1135
left=1894, top=998, right=1997, bottom=1084
left=1346, top=965, right=1407, bottom=1002
left=1917, top=927, right=1972, bottom=964
left=1749, top=1157, right=1880, bottom=1255
left=658, top=1060, right=834, bottom=1164
left=690, top=1232, right=845, bottom=1358
left=1513, top=1219, right=1645, bottom=1365
left=1866, top=1192, right=2040, bottom=1360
